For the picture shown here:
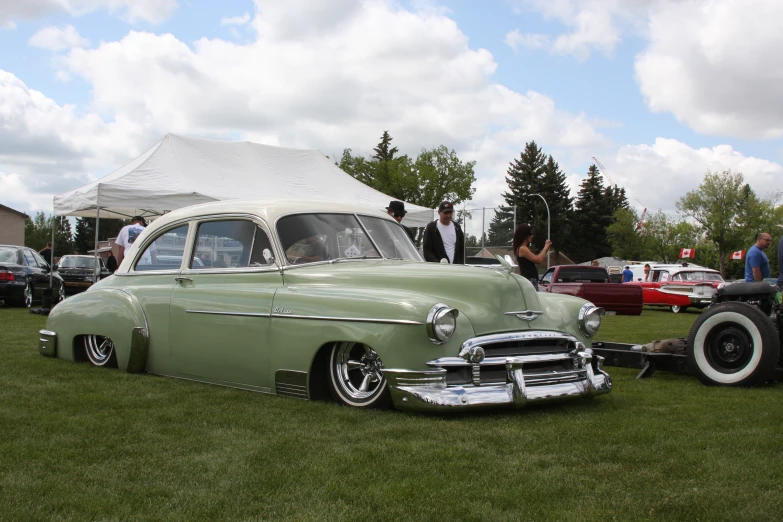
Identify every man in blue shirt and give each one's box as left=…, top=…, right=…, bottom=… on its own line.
left=622, top=265, right=633, bottom=283
left=744, top=232, right=772, bottom=282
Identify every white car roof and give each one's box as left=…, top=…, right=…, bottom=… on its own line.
left=146, top=199, right=397, bottom=232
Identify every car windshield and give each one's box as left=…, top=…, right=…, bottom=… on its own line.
left=59, top=256, right=99, bottom=269
left=276, top=213, right=421, bottom=264
left=0, top=247, right=18, bottom=264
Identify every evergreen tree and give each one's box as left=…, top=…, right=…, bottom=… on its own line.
left=539, top=155, right=574, bottom=253
left=73, top=217, right=126, bottom=254
left=501, top=142, right=547, bottom=242
left=486, top=211, right=514, bottom=247
left=24, top=212, right=73, bottom=256
left=571, top=164, right=612, bottom=262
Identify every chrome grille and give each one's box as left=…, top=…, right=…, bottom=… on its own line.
left=430, top=331, right=584, bottom=387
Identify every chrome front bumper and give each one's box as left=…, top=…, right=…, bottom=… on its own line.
left=39, top=330, right=57, bottom=357
left=385, top=350, right=612, bottom=412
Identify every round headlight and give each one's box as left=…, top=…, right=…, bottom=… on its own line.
left=426, top=303, right=459, bottom=344
left=578, top=303, right=603, bottom=337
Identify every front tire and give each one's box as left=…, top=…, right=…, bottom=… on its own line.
left=670, top=305, right=688, bottom=314
left=84, top=335, right=118, bottom=368
left=687, top=302, right=779, bottom=386
left=328, top=342, right=391, bottom=408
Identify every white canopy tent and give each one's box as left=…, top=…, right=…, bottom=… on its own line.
left=54, top=133, right=435, bottom=225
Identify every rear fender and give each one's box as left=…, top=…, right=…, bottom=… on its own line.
left=45, top=288, right=148, bottom=372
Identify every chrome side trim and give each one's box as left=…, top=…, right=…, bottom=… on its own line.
left=275, top=370, right=309, bottom=400
left=186, top=310, right=272, bottom=318
left=184, top=310, right=421, bottom=324
left=459, top=331, right=579, bottom=357
left=270, top=313, right=422, bottom=325
left=504, top=310, right=544, bottom=321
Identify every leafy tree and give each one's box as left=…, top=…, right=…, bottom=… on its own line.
left=339, top=132, right=477, bottom=244
left=677, top=170, right=765, bottom=275
left=641, top=211, right=699, bottom=263
left=607, top=207, right=643, bottom=260
left=24, top=212, right=73, bottom=256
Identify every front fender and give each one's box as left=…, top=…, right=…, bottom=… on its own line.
left=45, top=288, right=148, bottom=372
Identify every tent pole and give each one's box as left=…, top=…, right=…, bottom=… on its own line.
left=94, top=206, right=101, bottom=283
left=49, top=212, right=55, bottom=290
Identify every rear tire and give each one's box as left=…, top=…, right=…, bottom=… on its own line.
left=328, top=342, right=391, bottom=408
left=84, top=335, right=118, bottom=368
left=687, top=302, right=779, bottom=386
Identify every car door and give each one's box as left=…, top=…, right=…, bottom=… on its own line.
left=22, top=249, right=46, bottom=301
left=168, top=218, right=282, bottom=391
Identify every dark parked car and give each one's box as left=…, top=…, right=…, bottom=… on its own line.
left=0, top=245, right=65, bottom=307
left=57, top=255, right=112, bottom=294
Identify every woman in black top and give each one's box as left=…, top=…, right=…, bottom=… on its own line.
left=512, top=223, right=552, bottom=291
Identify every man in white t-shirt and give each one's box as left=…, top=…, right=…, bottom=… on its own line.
left=422, top=201, right=465, bottom=264
left=116, top=216, right=157, bottom=266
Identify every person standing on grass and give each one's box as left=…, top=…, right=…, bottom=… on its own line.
left=512, top=223, right=551, bottom=291
left=744, top=232, right=772, bottom=282
left=622, top=265, right=633, bottom=283
left=422, top=201, right=465, bottom=264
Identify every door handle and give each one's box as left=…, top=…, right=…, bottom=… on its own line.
left=174, top=277, right=192, bottom=284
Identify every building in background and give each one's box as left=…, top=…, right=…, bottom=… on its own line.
left=0, top=204, right=26, bottom=245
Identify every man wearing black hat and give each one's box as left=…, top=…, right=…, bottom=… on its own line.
left=386, top=200, right=415, bottom=242
left=422, top=201, right=465, bottom=264
left=116, top=215, right=156, bottom=266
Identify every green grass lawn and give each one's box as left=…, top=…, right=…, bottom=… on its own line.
left=1, top=306, right=782, bottom=521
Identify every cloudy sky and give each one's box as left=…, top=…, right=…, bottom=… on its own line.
left=1, top=0, right=782, bottom=225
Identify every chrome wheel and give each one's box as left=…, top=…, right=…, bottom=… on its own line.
left=56, top=283, right=65, bottom=303
left=23, top=282, right=32, bottom=308
left=329, top=342, right=389, bottom=407
left=84, top=335, right=117, bottom=367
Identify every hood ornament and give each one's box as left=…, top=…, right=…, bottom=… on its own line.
left=504, top=310, right=544, bottom=321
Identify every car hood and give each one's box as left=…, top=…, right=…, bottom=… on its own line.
left=282, top=260, right=544, bottom=335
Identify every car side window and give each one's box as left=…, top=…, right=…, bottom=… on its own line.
left=32, top=251, right=49, bottom=270
left=23, top=250, right=38, bottom=267
left=192, top=220, right=270, bottom=269
left=134, top=225, right=188, bottom=272
left=659, top=271, right=670, bottom=282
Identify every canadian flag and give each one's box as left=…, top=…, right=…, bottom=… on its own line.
left=730, top=250, right=744, bottom=260
left=679, top=248, right=695, bottom=259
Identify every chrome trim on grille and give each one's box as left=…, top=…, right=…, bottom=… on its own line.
left=459, top=331, right=579, bottom=358
left=186, top=310, right=272, bottom=318
left=429, top=353, right=575, bottom=367
left=504, top=310, right=544, bottom=321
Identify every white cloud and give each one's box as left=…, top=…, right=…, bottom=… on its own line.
left=504, top=30, right=549, bottom=51
left=220, top=13, right=250, bottom=26
left=0, top=0, right=178, bottom=25
left=506, top=0, right=647, bottom=60
left=609, top=138, right=783, bottom=214
left=29, top=25, right=89, bottom=51
left=635, top=0, right=783, bottom=139
left=1, top=0, right=612, bottom=214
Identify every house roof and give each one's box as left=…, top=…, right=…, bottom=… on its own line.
left=0, top=203, right=27, bottom=218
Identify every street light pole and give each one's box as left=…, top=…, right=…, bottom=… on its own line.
left=529, top=193, right=550, bottom=269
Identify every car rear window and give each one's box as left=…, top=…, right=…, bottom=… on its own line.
left=556, top=268, right=609, bottom=283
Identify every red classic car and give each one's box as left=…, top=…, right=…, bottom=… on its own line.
left=626, top=264, right=724, bottom=313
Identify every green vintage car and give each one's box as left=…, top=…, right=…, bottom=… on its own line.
left=39, top=200, right=610, bottom=411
